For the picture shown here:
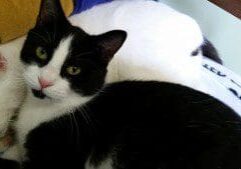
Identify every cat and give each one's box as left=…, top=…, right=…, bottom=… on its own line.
left=0, top=38, right=26, bottom=152
left=1, top=1, right=241, bottom=169
left=0, top=0, right=127, bottom=162
left=0, top=0, right=223, bottom=154
left=0, top=0, right=221, bottom=153
left=68, top=0, right=222, bottom=87
left=3, top=81, right=241, bottom=169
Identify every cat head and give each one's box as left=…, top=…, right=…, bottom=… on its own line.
left=21, top=0, right=126, bottom=101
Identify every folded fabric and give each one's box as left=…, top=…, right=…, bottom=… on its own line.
left=72, top=0, right=113, bottom=14
left=0, top=0, right=73, bottom=44
left=201, top=57, right=241, bottom=114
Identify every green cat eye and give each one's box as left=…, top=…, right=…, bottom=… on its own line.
left=66, top=66, right=81, bottom=75
left=36, top=47, right=47, bottom=60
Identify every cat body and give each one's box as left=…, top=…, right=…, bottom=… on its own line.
left=3, top=81, right=241, bottom=169
left=0, top=0, right=206, bottom=154
left=0, top=0, right=232, bottom=168
left=20, top=82, right=241, bottom=169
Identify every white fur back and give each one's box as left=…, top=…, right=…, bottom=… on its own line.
left=70, top=0, right=204, bottom=87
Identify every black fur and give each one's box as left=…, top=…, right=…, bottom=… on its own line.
left=4, top=81, right=241, bottom=169
left=0, top=158, right=20, bottom=169
left=201, top=38, right=223, bottom=64
left=2, top=1, right=240, bottom=169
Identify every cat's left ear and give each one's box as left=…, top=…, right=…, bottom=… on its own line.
left=94, top=30, right=127, bottom=64
left=36, top=0, right=68, bottom=26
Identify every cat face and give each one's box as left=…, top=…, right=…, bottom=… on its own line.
left=20, top=0, right=126, bottom=101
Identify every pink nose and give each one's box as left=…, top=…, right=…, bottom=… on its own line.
left=38, top=77, right=53, bottom=89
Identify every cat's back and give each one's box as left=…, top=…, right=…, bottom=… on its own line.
left=89, top=81, right=241, bottom=169
left=25, top=82, right=241, bottom=169
left=70, top=0, right=202, bottom=42
left=0, top=37, right=25, bottom=79
left=70, top=0, right=178, bottom=32
left=90, top=81, right=239, bottom=121
left=69, top=0, right=203, bottom=52
left=69, top=0, right=204, bottom=86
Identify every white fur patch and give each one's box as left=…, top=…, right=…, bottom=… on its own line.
left=23, top=36, right=73, bottom=100
left=1, top=145, right=22, bottom=161
left=0, top=37, right=26, bottom=140
left=49, top=36, right=73, bottom=71
left=70, top=0, right=204, bottom=88
left=3, top=91, right=92, bottom=161
left=16, top=92, right=92, bottom=149
left=85, top=157, right=113, bottom=169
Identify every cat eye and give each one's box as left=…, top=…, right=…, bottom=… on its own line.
left=66, top=66, right=81, bottom=75
left=36, top=47, right=47, bottom=60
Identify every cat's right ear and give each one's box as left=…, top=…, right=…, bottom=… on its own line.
left=36, top=0, right=68, bottom=26
left=94, top=30, right=127, bottom=64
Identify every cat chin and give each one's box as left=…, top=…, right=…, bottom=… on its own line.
left=31, top=89, right=47, bottom=99
left=29, top=86, right=79, bottom=103
left=30, top=89, right=65, bottom=101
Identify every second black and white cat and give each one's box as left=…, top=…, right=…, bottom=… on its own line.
left=0, top=0, right=241, bottom=169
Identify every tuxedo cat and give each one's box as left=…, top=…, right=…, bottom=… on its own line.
left=2, top=81, right=241, bottom=169
left=0, top=0, right=221, bottom=153
left=0, top=0, right=240, bottom=169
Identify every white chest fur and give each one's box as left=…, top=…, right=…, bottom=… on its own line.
left=15, top=92, right=91, bottom=153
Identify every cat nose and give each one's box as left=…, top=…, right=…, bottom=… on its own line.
left=38, top=77, right=53, bottom=89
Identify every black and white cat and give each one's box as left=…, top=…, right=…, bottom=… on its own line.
left=1, top=0, right=241, bottom=169
left=0, top=0, right=216, bottom=148
left=0, top=0, right=221, bottom=152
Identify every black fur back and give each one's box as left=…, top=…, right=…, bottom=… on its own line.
left=202, top=38, right=223, bottom=64
left=18, top=81, right=241, bottom=169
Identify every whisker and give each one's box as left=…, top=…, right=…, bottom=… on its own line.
left=81, top=105, right=97, bottom=135
left=71, top=113, right=81, bottom=147
left=68, top=114, right=74, bottom=138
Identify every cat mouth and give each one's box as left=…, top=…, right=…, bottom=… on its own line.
left=32, top=89, right=46, bottom=99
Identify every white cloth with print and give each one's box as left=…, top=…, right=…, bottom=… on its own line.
left=201, top=57, right=241, bottom=115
